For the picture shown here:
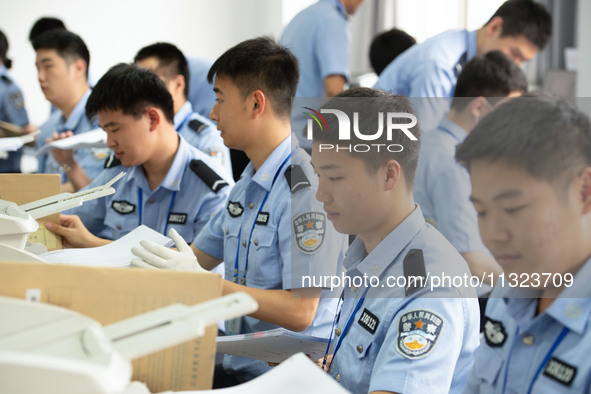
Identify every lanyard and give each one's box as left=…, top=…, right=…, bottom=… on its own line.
left=502, top=325, right=570, bottom=394
left=137, top=188, right=178, bottom=235
left=232, top=152, right=292, bottom=285
left=323, top=285, right=371, bottom=372
left=175, top=112, right=192, bottom=132
left=438, top=125, right=462, bottom=143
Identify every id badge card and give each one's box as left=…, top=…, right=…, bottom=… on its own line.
left=226, top=317, right=242, bottom=335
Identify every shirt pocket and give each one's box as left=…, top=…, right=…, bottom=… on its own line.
left=222, top=223, right=242, bottom=281
left=250, top=227, right=282, bottom=287
left=472, top=346, right=504, bottom=392
left=342, top=331, right=374, bottom=387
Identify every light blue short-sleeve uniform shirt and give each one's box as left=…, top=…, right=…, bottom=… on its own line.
left=174, top=101, right=231, bottom=179
left=194, top=134, right=347, bottom=381
left=69, top=136, right=232, bottom=243
left=414, top=117, right=489, bottom=255
left=375, top=30, right=477, bottom=131
left=0, top=65, right=29, bottom=173
left=36, top=89, right=108, bottom=182
left=329, top=206, right=480, bottom=393
left=186, top=56, right=216, bottom=120
left=464, top=259, right=591, bottom=393
left=280, top=0, right=351, bottom=149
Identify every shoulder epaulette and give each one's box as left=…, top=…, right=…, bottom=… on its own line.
left=284, top=165, right=311, bottom=193
left=190, top=159, right=229, bottom=193
left=403, top=249, right=427, bottom=296
left=188, top=119, right=207, bottom=134
left=104, top=155, right=122, bottom=169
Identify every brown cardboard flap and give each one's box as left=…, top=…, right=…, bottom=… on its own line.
left=0, top=262, right=222, bottom=391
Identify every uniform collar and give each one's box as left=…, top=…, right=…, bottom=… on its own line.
left=438, top=116, right=468, bottom=143
left=59, top=89, right=92, bottom=132
left=174, top=101, right=193, bottom=129
left=242, top=134, right=293, bottom=191
left=467, top=30, right=477, bottom=60
left=345, top=205, right=426, bottom=277
left=0, top=65, right=7, bottom=77
left=129, top=135, right=188, bottom=192
left=320, top=0, right=348, bottom=19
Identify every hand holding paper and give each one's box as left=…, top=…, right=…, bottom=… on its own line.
left=48, top=131, right=76, bottom=166
left=131, top=228, right=207, bottom=272
left=45, top=214, right=107, bottom=248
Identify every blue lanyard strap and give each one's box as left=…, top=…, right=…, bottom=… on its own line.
left=137, top=188, right=178, bottom=235
left=325, top=285, right=371, bottom=372
left=527, top=326, right=570, bottom=394
left=233, top=152, right=293, bottom=284
left=175, top=112, right=192, bottom=132
left=438, top=125, right=461, bottom=143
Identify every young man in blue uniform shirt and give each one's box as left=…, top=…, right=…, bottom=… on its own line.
left=33, top=30, right=108, bottom=191
left=375, top=0, right=551, bottom=131
left=457, top=97, right=591, bottom=393
left=131, top=37, right=347, bottom=384
left=311, top=88, right=479, bottom=393
left=134, top=43, right=232, bottom=178
left=0, top=29, right=31, bottom=173
left=414, top=51, right=527, bottom=291
left=45, top=64, right=231, bottom=247
left=280, top=0, right=364, bottom=150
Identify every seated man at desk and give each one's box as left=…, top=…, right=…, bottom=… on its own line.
left=45, top=63, right=232, bottom=247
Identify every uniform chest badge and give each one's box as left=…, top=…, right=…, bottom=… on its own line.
left=227, top=201, right=244, bottom=217
left=111, top=200, right=135, bottom=215
left=484, top=317, right=506, bottom=347
left=293, top=211, right=326, bottom=254
left=396, top=309, right=444, bottom=359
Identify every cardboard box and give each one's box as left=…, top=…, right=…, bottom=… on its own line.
left=0, top=262, right=222, bottom=391
left=0, top=174, right=62, bottom=250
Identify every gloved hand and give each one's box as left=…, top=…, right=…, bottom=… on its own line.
left=131, top=228, right=207, bottom=272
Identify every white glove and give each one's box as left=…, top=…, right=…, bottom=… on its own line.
left=130, top=228, right=207, bottom=272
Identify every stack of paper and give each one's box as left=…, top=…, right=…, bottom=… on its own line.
left=216, top=327, right=329, bottom=363
left=35, top=128, right=107, bottom=155
left=40, top=225, right=173, bottom=267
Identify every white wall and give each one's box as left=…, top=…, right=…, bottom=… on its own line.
left=0, top=0, right=285, bottom=126
left=576, top=0, right=591, bottom=97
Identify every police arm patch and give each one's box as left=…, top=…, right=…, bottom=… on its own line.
left=293, top=211, right=326, bottom=254
left=396, top=309, right=444, bottom=360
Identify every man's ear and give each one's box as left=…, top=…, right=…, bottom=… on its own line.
left=579, top=167, right=591, bottom=214
left=251, top=90, right=266, bottom=119
left=485, top=16, right=504, bottom=37
left=469, top=96, right=489, bottom=121
left=145, top=107, right=161, bottom=131
left=172, top=74, right=186, bottom=96
left=383, top=159, right=402, bottom=191
left=71, top=58, right=87, bottom=80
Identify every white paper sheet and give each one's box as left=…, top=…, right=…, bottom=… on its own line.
left=35, top=128, right=107, bottom=155
left=40, top=225, right=173, bottom=267
left=216, top=328, right=329, bottom=364
left=0, top=133, right=37, bottom=152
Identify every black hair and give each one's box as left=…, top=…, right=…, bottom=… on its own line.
left=0, top=30, right=11, bottom=69
left=369, top=28, right=416, bottom=75
left=29, top=17, right=67, bottom=43
left=86, top=63, right=174, bottom=124
left=451, top=51, right=527, bottom=111
left=485, top=0, right=552, bottom=50
left=207, top=36, right=299, bottom=119
left=134, top=42, right=190, bottom=99
left=32, top=30, right=90, bottom=79
left=313, top=87, right=421, bottom=188
left=456, top=97, right=591, bottom=194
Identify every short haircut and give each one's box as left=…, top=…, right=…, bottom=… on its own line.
left=485, top=0, right=552, bottom=50
left=313, top=87, right=421, bottom=188
left=456, top=97, right=591, bottom=194
left=369, top=28, right=416, bottom=75
left=134, top=42, right=190, bottom=98
left=0, top=30, right=11, bottom=69
left=29, top=17, right=66, bottom=43
left=207, top=36, right=299, bottom=119
left=86, top=63, right=174, bottom=124
left=451, top=51, right=527, bottom=111
left=32, top=30, right=90, bottom=79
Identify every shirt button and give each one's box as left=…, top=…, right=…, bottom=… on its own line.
left=523, top=335, right=534, bottom=346
left=248, top=202, right=254, bottom=209
left=253, top=240, right=258, bottom=246
left=116, top=224, right=122, bottom=230
left=225, top=228, right=229, bottom=235
left=147, top=198, right=155, bottom=204
left=356, top=345, right=363, bottom=353
left=350, top=286, right=357, bottom=292
left=335, top=328, right=341, bottom=336
left=335, top=374, right=340, bottom=383
left=242, top=241, right=247, bottom=248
